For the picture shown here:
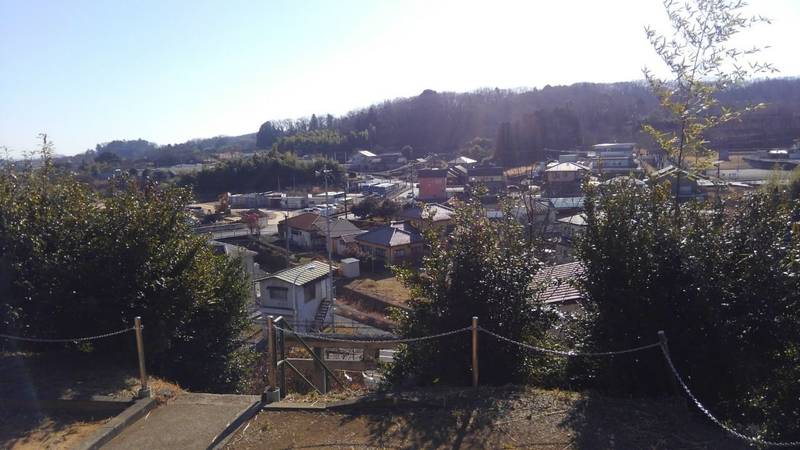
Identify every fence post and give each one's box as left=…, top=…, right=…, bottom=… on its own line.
left=278, top=320, right=286, bottom=398
left=266, top=317, right=276, bottom=389
left=472, top=316, right=479, bottom=388
left=134, top=317, right=151, bottom=398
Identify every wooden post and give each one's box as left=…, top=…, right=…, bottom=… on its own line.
left=134, top=317, right=151, bottom=398
left=471, top=316, right=478, bottom=388
left=267, top=316, right=276, bottom=389
left=278, top=322, right=287, bottom=398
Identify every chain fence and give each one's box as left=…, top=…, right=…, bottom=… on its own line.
left=273, top=325, right=471, bottom=345
left=659, top=344, right=800, bottom=447
left=478, top=326, right=662, bottom=357
left=0, top=327, right=135, bottom=343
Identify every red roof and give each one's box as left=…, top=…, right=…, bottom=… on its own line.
left=282, top=212, right=321, bottom=231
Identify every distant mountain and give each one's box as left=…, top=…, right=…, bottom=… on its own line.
left=256, top=78, right=800, bottom=164
left=91, top=134, right=257, bottom=166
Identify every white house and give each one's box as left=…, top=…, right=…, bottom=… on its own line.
left=255, top=263, right=333, bottom=331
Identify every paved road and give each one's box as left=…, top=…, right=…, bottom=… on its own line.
left=104, top=393, right=259, bottom=450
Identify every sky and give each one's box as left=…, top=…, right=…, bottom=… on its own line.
left=1, top=0, right=798, bottom=157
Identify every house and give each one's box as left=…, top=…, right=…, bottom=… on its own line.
left=556, top=213, right=587, bottom=242
left=398, top=203, right=454, bottom=230
left=546, top=197, right=585, bottom=215
left=532, top=261, right=585, bottom=314
left=354, top=222, right=425, bottom=266
left=589, top=143, right=642, bottom=178
left=544, top=162, right=589, bottom=197
left=278, top=212, right=362, bottom=251
left=468, top=166, right=507, bottom=194
left=650, top=165, right=707, bottom=202
left=279, top=212, right=319, bottom=249
left=255, top=263, right=334, bottom=331
left=348, top=150, right=378, bottom=169
left=209, top=240, right=259, bottom=303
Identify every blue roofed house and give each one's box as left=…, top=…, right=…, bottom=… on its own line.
left=354, top=222, right=425, bottom=266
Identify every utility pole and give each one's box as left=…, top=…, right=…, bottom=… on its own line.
left=317, top=166, right=336, bottom=332
left=284, top=212, right=291, bottom=269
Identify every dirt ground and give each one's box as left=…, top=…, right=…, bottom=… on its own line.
left=225, top=386, right=744, bottom=450
left=0, top=351, right=182, bottom=449
left=0, top=410, right=110, bottom=450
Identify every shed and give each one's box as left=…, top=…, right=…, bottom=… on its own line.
left=340, top=258, right=360, bottom=278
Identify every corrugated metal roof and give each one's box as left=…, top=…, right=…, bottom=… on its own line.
left=545, top=162, right=590, bottom=172
left=557, top=213, right=588, bottom=226
left=399, top=203, right=454, bottom=222
left=260, top=263, right=331, bottom=285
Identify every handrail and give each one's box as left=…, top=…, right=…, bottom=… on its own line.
left=274, top=316, right=347, bottom=391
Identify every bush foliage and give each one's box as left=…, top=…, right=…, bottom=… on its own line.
left=577, top=179, right=800, bottom=440
left=0, top=155, right=254, bottom=392
left=389, top=199, right=555, bottom=386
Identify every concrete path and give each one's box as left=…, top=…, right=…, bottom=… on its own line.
left=103, top=393, right=260, bottom=450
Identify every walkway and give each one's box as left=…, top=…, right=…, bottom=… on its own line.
left=103, top=393, right=260, bottom=450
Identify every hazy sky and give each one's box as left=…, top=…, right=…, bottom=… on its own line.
left=2, top=0, right=798, bottom=157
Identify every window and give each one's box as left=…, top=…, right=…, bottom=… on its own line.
left=291, top=229, right=302, bottom=236
left=304, top=283, right=316, bottom=301
left=268, top=286, right=288, bottom=301
left=395, top=249, right=405, bottom=257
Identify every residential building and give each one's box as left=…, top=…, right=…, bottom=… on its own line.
left=255, top=263, right=333, bottom=331
left=398, top=203, right=454, bottom=230
left=544, top=162, right=589, bottom=197
left=467, top=166, right=507, bottom=194
left=348, top=150, right=378, bottom=169
left=651, top=165, right=707, bottom=202
left=589, top=143, right=641, bottom=178
left=278, top=212, right=362, bottom=251
left=355, top=222, right=425, bottom=266
left=209, top=240, right=259, bottom=304
left=417, top=169, right=448, bottom=201
left=532, top=262, right=585, bottom=314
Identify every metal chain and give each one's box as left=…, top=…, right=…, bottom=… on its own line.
left=273, top=326, right=471, bottom=344
left=0, top=327, right=135, bottom=343
left=478, top=326, right=661, bottom=357
left=660, top=344, right=800, bottom=447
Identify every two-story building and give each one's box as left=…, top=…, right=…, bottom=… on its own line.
left=589, top=143, right=642, bottom=178
left=544, top=162, right=589, bottom=197
left=467, top=166, right=507, bottom=194
left=255, top=263, right=333, bottom=331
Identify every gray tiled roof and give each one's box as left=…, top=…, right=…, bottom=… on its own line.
left=355, top=222, right=424, bottom=247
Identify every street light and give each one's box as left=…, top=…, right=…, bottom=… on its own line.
left=293, top=264, right=317, bottom=331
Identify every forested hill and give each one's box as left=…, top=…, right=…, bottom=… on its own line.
left=257, top=78, right=800, bottom=162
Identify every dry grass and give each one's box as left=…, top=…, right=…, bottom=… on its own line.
left=344, top=275, right=411, bottom=304
left=0, top=351, right=184, bottom=448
